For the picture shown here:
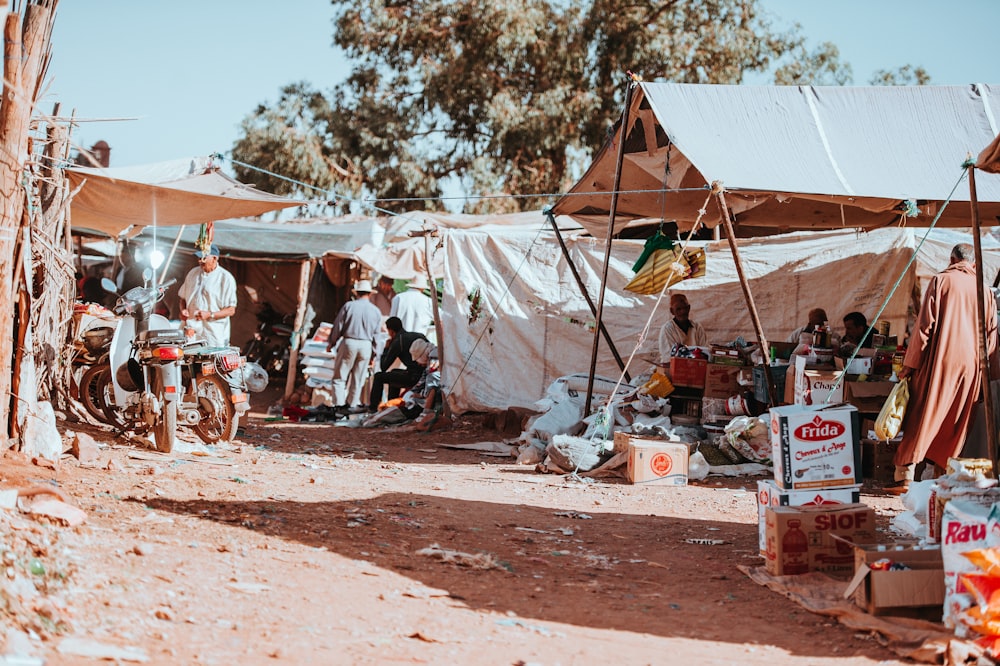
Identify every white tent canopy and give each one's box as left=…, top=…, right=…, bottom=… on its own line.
left=67, top=157, right=302, bottom=237
left=555, top=83, right=1000, bottom=237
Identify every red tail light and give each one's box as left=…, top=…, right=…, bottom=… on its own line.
left=153, top=347, right=183, bottom=361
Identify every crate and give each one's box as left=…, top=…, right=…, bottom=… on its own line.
left=753, top=365, right=787, bottom=405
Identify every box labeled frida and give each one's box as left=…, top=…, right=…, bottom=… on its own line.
left=770, top=403, right=861, bottom=490
left=756, top=479, right=860, bottom=556
left=764, top=504, right=876, bottom=578
left=627, top=441, right=688, bottom=485
left=841, top=540, right=944, bottom=616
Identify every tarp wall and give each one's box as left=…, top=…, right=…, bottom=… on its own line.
left=440, top=227, right=1000, bottom=413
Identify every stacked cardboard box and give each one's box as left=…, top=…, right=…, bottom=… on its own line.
left=758, top=403, right=865, bottom=575
left=616, top=432, right=690, bottom=486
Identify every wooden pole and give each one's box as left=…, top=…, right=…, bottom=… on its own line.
left=544, top=210, right=631, bottom=382
left=424, top=231, right=451, bottom=419
left=584, top=81, right=635, bottom=415
left=968, top=166, right=998, bottom=476
left=715, top=187, right=778, bottom=406
left=283, top=259, right=315, bottom=401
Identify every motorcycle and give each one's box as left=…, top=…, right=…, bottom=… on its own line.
left=242, top=299, right=293, bottom=379
left=103, top=275, right=187, bottom=453
left=179, top=343, right=259, bottom=444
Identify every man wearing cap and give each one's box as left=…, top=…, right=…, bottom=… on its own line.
left=179, top=244, right=237, bottom=347
left=367, top=316, right=427, bottom=412
left=390, top=274, right=435, bottom=341
left=370, top=275, right=396, bottom=317
left=326, top=280, right=383, bottom=413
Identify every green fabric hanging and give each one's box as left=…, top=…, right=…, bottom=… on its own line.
left=632, top=230, right=675, bottom=272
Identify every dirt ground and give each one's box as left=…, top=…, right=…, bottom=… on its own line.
left=0, top=390, right=925, bottom=665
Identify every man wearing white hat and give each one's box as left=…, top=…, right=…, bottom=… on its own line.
left=326, top=280, right=383, bottom=413
left=390, top=274, right=435, bottom=341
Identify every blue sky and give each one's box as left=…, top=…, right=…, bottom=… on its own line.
left=46, top=0, right=998, bottom=170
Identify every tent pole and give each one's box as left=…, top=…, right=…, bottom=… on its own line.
left=544, top=210, right=631, bottom=383
left=584, top=80, right=636, bottom=415
left=284, top=258, right=315, bottom=401
left=715, top=187, right=778, bottom=406
left=159, top=224, right=186, bottom=284
left=424, top=230, right=452, bottom=420
left=967, top=165, right=998, bottom=476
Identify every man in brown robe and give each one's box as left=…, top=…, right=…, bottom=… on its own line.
left=890, top=243, right=998, bottom=493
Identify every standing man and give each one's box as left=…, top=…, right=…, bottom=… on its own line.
left=658, top=293, right=708, bottom=361
left=390, top=274, right=435, bottom=342
left=178, top=244, right=237, bottom=347
left=368, top=317, right=427, bottom=412
left=326, top=280, right=383, bottom=413
left=889, top=243, right=998, bottom=494
left=370, top=275, right=396, bottom=317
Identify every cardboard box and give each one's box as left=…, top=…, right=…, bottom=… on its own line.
left=844, top=380, right=895, bottom=414
left=669, top=357, right=707, bottom=389
left=770, top=404, right=862, bottom=490
left=794, top=356, right=845, bottom=405
left=764, top=504, right=876, bottom=578
left=861, top=438, right=900, bottom=482
left=843, top=541, right=944, bottom=615
left=757, top=479, right=861, bottom=556
left=835, top=349, right=875, bottom=375
left=627, top=440, right=689, bottom=486
left=704, top=362, right=743, bottom=399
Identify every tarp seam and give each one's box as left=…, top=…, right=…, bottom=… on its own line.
left=804, top=86, right=855, bottom=196
left=978, top=83, right=998, bottom=136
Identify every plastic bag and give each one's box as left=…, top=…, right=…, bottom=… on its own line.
left=874, top=377, right=908, bottom=440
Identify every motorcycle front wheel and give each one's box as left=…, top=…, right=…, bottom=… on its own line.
left=152, top=372, right=177, bottom=453
left=193, top=373, right=238, bottom=444
left=79, top=365, right=125, bottom=428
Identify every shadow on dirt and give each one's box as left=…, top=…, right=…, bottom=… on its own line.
left=141, top=491, right=879, bottom=659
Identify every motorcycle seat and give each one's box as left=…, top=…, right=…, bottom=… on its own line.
left=138, top=329, right=187, bottom=345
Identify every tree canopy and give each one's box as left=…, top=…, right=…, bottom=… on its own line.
left=231, top=0, right=921, bottom=214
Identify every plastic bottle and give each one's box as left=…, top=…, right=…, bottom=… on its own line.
left=782, top=519, right=809, bottom=574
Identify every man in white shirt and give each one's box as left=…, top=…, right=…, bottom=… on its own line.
left=390, top=274, right=435, bottom=341
left=658, top=293, right=707, bottom=361
left=178, top=244, right=237, bottom=347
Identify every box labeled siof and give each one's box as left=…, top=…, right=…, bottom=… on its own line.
left=794, top=356, right=844, bottom=405
left=770, top=403, right=861, bottom=490
left=704, top=362, right=743, bottom=398
left=669, top=357, right=707, bottom=389
left=756, top=479, right=860, bottom=556
left=627, top=441, right=689, bottom=486
left=841, top=540, right=944, bottom=616
left=764, top=504, right=876, bottom=578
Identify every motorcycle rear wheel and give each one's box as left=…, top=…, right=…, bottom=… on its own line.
left=79, top=365, right=125, bottom=428
left=152, top=373, right=177, bottom=453
left=193, top=373, right=238, bottom=444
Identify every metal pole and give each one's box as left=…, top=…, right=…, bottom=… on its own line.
left=544, top=210, right=631, bottom=382
left=715, top=187, right=778, bottom=406
left=968, top=165, right=998, bottom=476
left=584, top=81, right=636, bottom=415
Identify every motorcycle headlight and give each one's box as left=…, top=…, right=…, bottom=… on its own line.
left=242, top=362, right=269, bottom=393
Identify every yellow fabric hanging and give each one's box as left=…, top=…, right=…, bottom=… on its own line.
left=874, top=378, right=909, bottom=441
left=624, top=246, right=706, bottom=295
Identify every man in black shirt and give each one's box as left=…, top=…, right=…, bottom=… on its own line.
left=367, top=317, right=427, bottom=412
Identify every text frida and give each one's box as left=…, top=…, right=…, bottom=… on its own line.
left=793, top=416, right=846, bottom=441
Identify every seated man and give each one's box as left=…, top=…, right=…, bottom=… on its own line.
left=658, top=293, right=707, bottom=360
left=367, top=317, right=427, bottom=412
left=787, top=308, right=828, bottom=343
left=400, top=338, right=442, bottom=429
left=839, top=311, right=873, bottom=356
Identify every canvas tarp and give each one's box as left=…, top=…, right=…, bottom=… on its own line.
left=554, top=83, right=1000, bottom=237
left=439, top=226, right=1000, bottom=413
left=67, top=157, right=302, bottom=237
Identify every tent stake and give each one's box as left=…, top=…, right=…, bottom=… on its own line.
left=584, top=81, right=636, bottom=415
left=424, top=230, right=452, bottom=420
left=544, top=210, right=631, bottom=383
left=967, top=165, right=998, bottom=476
left=284, top=259, right=315, bottom=401
left=715, top=187, right=778, bottom=406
